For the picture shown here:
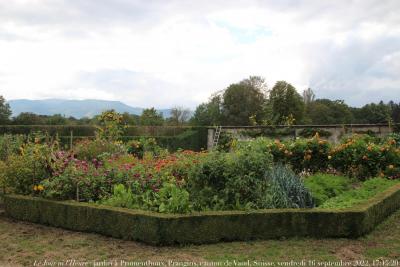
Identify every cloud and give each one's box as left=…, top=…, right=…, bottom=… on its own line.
left=0, top=0, right=399, bottom=109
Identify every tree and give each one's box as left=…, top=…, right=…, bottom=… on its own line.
left=168, top=107, right=191, bottom=126
left=13, top=112, right=46, bottom=125
left=140, top=108, right=164, bottom=126
left=389, top=101, right=400, bottom=123
left=269, top=81, right=304, bottom=124
left=45, top=114, right=68, bottom=125
left=0, top=96, right=12, bottom=124
left=190, top=95, right=223, bottom=126
left=121, top=112, right=139, bottom=125
left=304, top=99, right=353, bottom=124
left=222, top=76, right=267, bottom=125
left=352, top=101, right=391, bottom=124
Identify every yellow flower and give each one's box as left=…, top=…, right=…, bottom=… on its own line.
left=389, top=165, right=394, bottom=169
left=33, top=185, right=38, bottom=191
left=37, top=185, right=44, bottom=191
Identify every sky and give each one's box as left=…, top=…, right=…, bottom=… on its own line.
left=0, top=0, right=399, bottom=109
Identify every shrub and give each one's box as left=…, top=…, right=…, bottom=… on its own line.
left=42, top=160, right=110, bottom=201
left=329, top=135, right=400, bottom=179
left=263, top=165, right=314, bottom=208
left=127, top=137, right=163, bottom=159
left=0, top=134, right=25, bottom=161
left=4, top=154, right=49, bottom=195
left=3, top=136, right=55, bottom=195
left=304, top=173, right=352, bottom=206
left=74, top=139, right=125, bottom=160
left=320, top=178, right=399, bottom=209
left=188, top=142, right=274, bottom=210
left=267, top=135, right=331, bottom=173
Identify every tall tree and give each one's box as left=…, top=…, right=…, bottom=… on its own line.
left=168, top=107, right=191, bottom=126
left=0, top=96, right=12, bottom=124
left=140, top=108, right=164, bottom=126
left=304, top=99, right=353, bottom=124
left=352, top=101, right=391, bottom=124
left=269, top=81, right=304, bottom=124
left=190, top=95, right=222, bottom=126
left=222, top=76, right=267, bottom=125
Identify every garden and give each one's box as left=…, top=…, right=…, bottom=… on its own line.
left=1, top=111, right=400, bottom=244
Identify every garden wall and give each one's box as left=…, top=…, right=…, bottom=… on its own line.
left=4, top=184, right=400, bottom=245
left=208, top=123, right=397, bottom=149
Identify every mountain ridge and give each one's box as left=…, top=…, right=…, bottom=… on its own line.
left=7, top=99, right=173, bottom=118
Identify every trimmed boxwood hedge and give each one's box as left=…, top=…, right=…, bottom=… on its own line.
left=4, top=184, right=400, bottom=245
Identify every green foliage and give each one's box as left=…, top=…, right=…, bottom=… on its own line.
left=190, top=95, right=222, bottom=126
left=74, top=139, right=125, bottom=160
left=304, top=173, right=352, bottom=206
left=188, top=142, right=274, bottom=210
left=215, top=131, right=236, bottom=152
left=353, top=102, right=391, bottom=124
left=304, top=99, right=353, bottom=125
left=269, top=81, right=304, bottom=125
left=0, top=134, right=25, bottom=161
left=329, top=135, right=399, bottom=179
left=158, top=182, right=191, bottom=213
left=320, top=178, right=399, bottom=209
left=264, top=165, right=314, bottom=208
left=7, top=186, right=400, bottom=245
left=222, top=76, right=267, bottom=126
left=0, top=160, right=6, bottom=193
left=267, top=135, right=332, bottom=173
left=3, top=134, right=57, bottom=195
left=140, top=108, right=164, bottom=126
left=100, top=184, right=138, bottom=209
left=42, top=160, right=109, bottom=201
left=95, top=110, right=125, bottom=141
left=127, top=137, right=162, bottom=159
left=0, top=96, right=12, bottom=125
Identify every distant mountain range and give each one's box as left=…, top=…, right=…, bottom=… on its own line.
left=7, top=99, right=174, bottom=118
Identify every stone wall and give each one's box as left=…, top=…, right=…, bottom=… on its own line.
left=207, top=124, right=396, bottom=150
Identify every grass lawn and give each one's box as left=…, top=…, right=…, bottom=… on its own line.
left=0, top=208, right=399, bottom=267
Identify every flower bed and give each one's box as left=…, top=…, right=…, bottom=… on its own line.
left=4, top=183, right=400, bottom=245
left=0, top=130, right=399, bottom=214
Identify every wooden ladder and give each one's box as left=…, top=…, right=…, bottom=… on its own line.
left=212, top=126, right=222, bottom=149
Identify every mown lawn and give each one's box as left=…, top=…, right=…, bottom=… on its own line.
left=0, top=208, right=399, bottom=266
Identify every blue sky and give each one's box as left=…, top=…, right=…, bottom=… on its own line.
left=0, top=0, right=399, bottom=108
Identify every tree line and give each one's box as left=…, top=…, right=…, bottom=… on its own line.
left=1, top=76, right=399, bottom=127
left=190, top=76, right=400, bottom=126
